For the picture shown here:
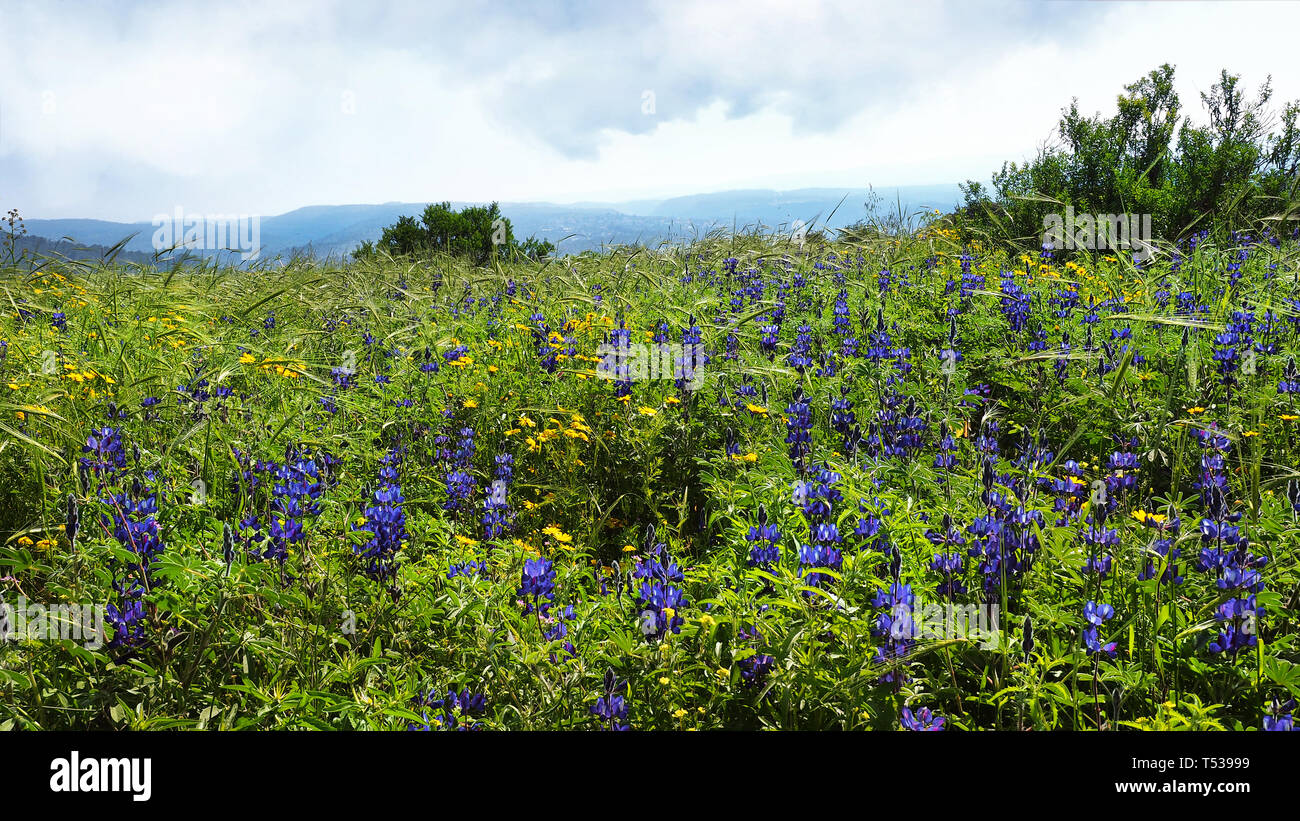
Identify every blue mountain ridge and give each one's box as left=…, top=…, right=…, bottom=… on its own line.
left=17, top=184, right=963, bottom=261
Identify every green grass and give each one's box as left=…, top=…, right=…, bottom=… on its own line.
left=1, top=224, right=1298, bottom=730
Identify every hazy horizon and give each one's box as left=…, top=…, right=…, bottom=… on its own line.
left=13, top=182, right=967, bottom=223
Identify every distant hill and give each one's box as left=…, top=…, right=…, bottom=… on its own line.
left=617, top=185, right=962, bottom=224
left=16, top=184, right=963, bottom=263
left=7, top=234, right=160, bottom=267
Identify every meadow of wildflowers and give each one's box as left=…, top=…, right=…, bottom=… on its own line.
left=1, top=221, right=1298, bottom=731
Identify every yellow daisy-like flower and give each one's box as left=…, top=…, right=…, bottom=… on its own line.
left=463, top=399, right=478, bottom=409
left=454, top=534, right=479, bottom=546
left=638, top=407, right=657, bottom=417
left=541, top=525, right=573, bottom=545
left=512, top=537, right=539, bottom=555
left=1131, top=510, right=1167, bottom=525
left=745, top=403, right=768, bottom=416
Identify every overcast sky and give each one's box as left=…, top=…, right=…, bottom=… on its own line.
left=2, top=0, right=1297, bottom=221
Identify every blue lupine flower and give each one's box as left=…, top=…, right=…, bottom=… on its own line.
left=784, top=387, right=813, bottom=470
left=82, top=426, right=126, bottom=479
left=1264, top=698, right=1295, bottom=731
left=871, top=582, right=917, bottom=684
left=1137, top=514, right=1183, bottom=585
left=518, top=557, right=556, bottom=615
left=1278, top=358, right=1300, bottom=395
left=738, top=653, right=774, bottom=685
left=636, top=579, right=687, bottom=638
left=444, top=469, right=475, bottom=512
left=929, top=550, right=966, bottom=599
left=354, top=450, right=406, bottom=586
left=900, top=705, right=946, bottom=731
left=746, top=505, right=781, bottom=569
left=105, top=578, right=147, bottom=650
left=448, top=560, right=486, bottom=579
left=1083, top=600, right=1117, bottom=657
left=410, top=688, right=487, bottom=731
left=591, top=668, right=630, bottom=731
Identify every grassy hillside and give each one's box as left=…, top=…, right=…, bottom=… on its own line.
left=1, top=223, right=1297, bottom=730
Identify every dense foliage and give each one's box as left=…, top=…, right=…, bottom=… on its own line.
left=353, top=201, right=555, bottom=265
left=1, top=218, right=1298, bottom=730
left=959, top=65, right=1300, bottom=247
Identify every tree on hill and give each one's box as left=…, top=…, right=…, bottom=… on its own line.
left=353, top=201, right=555, bottom=264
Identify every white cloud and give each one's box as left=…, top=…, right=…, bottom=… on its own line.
left=1, top=0, right=1296, bottom=220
